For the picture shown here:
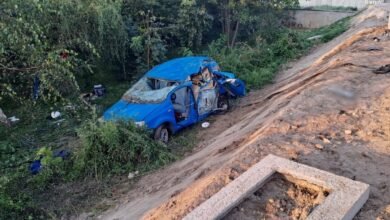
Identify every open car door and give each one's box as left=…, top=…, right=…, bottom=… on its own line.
left=197, top=87, right=218, bottom=120
left=170, top=86, right=198, bottom=128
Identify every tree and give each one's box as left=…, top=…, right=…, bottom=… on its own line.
left=129, top=10, right=167, bottom=72
left=211, top=0, right=299, bottom=48
left=0, top=0, right=129, bottom=104
left=176, top=0, right=213, bottom=49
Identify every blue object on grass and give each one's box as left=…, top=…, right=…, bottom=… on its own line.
left=29, top=149, right=70, bottom=175
left=30, top=160, right=42, bottom=175
left=53, top=149, right=70, bottom=159
left=33, top=74, right=40, bottom=100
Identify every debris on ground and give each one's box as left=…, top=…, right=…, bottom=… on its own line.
left=201, top=122, right=210, bottom=128
left=355, top=45, right=383, bottom=51
left=344, top=130, right=352, bottom=135
left=30, top=159, right=42, bottom=175
left=307, top=35, right=323, bottom=41
left=29, top=149, right=71, bottom=175
left=93, top=84, right=106, bottom=97
left=318, top=136, right=331, bottom=144
left=80, top=84, right=107, bottom=107
left=128, top=171, right=139, bottom=180
left=80, top=93, right=94, bottom=107
left=314, top=144, right=324, bottom=150
left=0, top=107, right=10, bottom=126
left=373, top=64, right=390, bottom=74
left=8, top=116, right=20, bottom=123
left=51, top=111, right=61, bottom=119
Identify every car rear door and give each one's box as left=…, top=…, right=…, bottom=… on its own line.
left=170, top=85, right=198, bottom=128
left=197, top=86, right=218, bottom=120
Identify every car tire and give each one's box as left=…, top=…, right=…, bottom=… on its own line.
left=217, top=95, right=230, bottom=113
left=153, top=124, right=169, bottom=144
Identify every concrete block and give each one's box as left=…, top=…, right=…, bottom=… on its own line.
left=184, top=154, right=369, bottom=220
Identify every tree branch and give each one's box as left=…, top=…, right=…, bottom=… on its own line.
left=0, top=63, right=41, bottom=72
left=230, top=21, right=240, bottom=48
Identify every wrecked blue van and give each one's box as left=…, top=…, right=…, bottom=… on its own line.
left=103, top=56, right=245, bottom=143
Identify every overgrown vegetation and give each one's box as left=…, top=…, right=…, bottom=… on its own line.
left=301, top=16, right=351, bottom=43
left=0, top=0, right=352, bottom=218
left=206, top=31, right=311, bottom=88
left=0, top=114, right=175, bottom=219
left=74, top=118, right=175, bottom=179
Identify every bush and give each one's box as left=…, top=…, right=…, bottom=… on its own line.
left=73, top=118, right=175, bottom=179
left=28, top=147, right=69, bottom=190
left=205, top=30, right=309, bottom=88
left=0, top=156, right=48, bottom=220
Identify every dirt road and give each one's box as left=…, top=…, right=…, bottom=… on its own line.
left=97, top=5, right=390, bottom=220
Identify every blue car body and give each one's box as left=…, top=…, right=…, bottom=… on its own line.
left=103, top=56, right=245, bottom=136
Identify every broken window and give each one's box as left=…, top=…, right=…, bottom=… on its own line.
left=122, top=77, right=177, bottom=103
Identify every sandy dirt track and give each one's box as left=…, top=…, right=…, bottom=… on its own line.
left=96, top=5, right=390, bottom=220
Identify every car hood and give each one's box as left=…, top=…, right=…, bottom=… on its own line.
left=103, top=99, right=161, bottom=122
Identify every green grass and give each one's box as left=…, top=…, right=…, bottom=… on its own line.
left=0, top=102, right=87, bottom=219
left=300, top=16, right=351, bottom=43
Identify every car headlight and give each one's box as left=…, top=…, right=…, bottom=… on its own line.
left=135, top=121, right=146, bottom=127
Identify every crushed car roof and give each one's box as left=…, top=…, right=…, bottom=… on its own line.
left=146, top=56, right=211, bottom=81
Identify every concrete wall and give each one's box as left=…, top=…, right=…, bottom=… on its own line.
left=290, top=10, right=355, bottom=28
left=299, top=0, right=384, bottom=9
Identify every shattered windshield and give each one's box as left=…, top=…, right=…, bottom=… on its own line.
left=122, top=77, right=177, bottom=103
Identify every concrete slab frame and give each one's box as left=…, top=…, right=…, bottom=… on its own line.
left=184, top=154, right=370, bottom=220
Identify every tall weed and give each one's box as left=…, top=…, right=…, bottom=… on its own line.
left=73, top=119, right=175, bottom=179
left=205, top=30, right=309, bottom=88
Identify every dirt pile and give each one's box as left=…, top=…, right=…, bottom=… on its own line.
left=97, top=5, right=390, bottom=220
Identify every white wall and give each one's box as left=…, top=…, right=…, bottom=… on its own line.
left=299, top=0, right=384, bottom=9
left=291, top=10, right=354, bottom=28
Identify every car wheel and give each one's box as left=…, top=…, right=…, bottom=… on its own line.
left=154, top=125, right=169, bottom=144
left=217, top=95, right=230, bottom=113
